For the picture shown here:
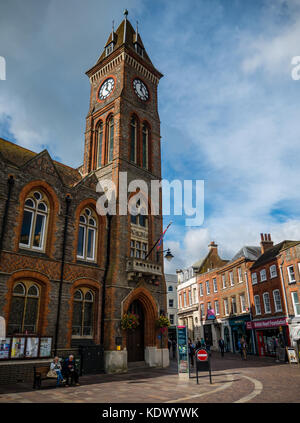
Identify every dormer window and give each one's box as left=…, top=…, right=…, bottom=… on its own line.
left=105, top=42, right=114, bottom=57
left=134, top=42, right=144, bottom=57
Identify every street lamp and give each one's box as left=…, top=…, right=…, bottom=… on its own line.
left=164, top=249, right=174, bottom=262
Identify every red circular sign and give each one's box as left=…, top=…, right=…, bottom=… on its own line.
left=197, top=349, right=208, bottom=361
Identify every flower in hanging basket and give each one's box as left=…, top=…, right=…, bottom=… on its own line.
left=155, top=315, right=170, bottom=329
left=121, top=313, right=139, bottom=330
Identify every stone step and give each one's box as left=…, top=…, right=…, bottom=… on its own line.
left=127, top=361, right=146, bottom=369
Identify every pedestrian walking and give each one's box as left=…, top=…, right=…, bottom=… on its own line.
left=62, top=355, right=80, bottom=386
left=188, top=338, right=195, bottom=367
left=50, top=356, right=65, bottom=387
left=218, top=338, right=225, bottom=357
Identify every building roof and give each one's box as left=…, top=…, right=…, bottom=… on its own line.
left=164, top=274, right=177, bottom=283
left=0, top=138, right=83, bottom=188
left=96, top=18, right=153, bottom=66
left=251, top=240, right=300, bottom=269
left=230, top=246, right=261, bottom=263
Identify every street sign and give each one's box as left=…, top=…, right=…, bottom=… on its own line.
left=195, top=348, right=212, bottom=384
left=197, top=349, right=208, bottom=361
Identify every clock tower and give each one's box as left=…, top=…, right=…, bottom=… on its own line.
left=83, top=11, right=168, bottom=372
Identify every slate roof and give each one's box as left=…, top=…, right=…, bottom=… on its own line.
left=0, top=138, right=83, bottom=188
left=230, top=246, right=261, bottom=263
left=251, top=240, right=300, bottom=269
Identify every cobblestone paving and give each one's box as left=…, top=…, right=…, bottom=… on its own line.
left=0, top=353, right=299, bottom=403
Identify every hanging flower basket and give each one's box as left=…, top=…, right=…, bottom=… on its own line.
left=156, top=315, right=170, bottom=330
left=121, top=313, right=139, bottom=330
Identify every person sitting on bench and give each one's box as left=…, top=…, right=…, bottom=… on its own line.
left=62, top=354, right=80, bottom=386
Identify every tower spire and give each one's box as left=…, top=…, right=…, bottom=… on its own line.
left=123, top=9, right=128, bottom=43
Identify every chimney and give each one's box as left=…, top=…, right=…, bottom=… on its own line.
left=260, top=233, right=273, bottom=254
left=208, top=241, right=218, bottom=252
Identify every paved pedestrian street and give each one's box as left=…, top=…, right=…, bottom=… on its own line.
left=0, top=353, right=299, bottom=403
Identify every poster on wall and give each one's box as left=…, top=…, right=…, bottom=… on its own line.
left=286, top=347, right=299, bottom=364
left=11, top=337, right=25, bottom=358
left=0, top=338, right=11, bottom=359
left=39, top=337, right=52, bottom=357
left=25, top=337, right=39, bottom=358
left=177, top=326, right=189, bottom=374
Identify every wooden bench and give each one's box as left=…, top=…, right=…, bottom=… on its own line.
left=33, top=365, right=61, bottom=389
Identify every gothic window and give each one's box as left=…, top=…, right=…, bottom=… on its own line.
left=142, top=124, right=149, bottom=169
left=19, top=190, right=49, bottom=251
left=97, top=121, right=104, bottom=168
left=72, top=288, right=95, bottom=337
left=130, top=116, right=138, bottom=163
left=77, top=208, right=97, bottom=261
left=7, top=282, right=40, bottom=335
left=107, top=115, right=114, bottom=163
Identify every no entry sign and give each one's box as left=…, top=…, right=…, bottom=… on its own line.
left=197, top=349, right=208, bottom=361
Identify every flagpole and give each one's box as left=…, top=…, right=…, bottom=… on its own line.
left=144, top=222, right=172, bottom=260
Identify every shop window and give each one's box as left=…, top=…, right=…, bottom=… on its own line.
left=254, top=295, right=261, bottom=315
left=252, top=273, right=258, bottom=285
left=213, top=278, right=218, bottom=292
left=260, top=269, right=267, bottom=282
left=72, top=288, right=95, bottom=337
left=287, top=265, right=296, bottom=283
left=291, top=292, right=300, bottom=316
left=77, top=208, right=98, bottom=262
left=7, top=282, right=40, bottom=335
left=270, top=264, right=277, bottom=279
left=273, top=290, right=282, bottom=312
left=263, top=292, right=271, bottom=314
left=19, top=191, right=49, bottom=252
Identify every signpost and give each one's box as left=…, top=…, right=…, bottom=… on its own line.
left=176, top=326, right=189, bottom=375
left=195, top=348, right=212, bottom=384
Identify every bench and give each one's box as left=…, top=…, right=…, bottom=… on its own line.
left=33, top=365, right=62, bottom=389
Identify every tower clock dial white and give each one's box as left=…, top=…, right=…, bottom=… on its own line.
left=98, top=77, right=115, bottom=100
left=133, top=79, right=149, bottom=101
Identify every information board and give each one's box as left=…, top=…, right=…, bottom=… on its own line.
left=176, top=326, right=189, bottom=374
left=25, top=337, right=39, bottom=358
left=0, top=338, right=11, bottom=359
left=11, top=337, right=25, bottom=358
left=39, top=337, right=52, bottom=357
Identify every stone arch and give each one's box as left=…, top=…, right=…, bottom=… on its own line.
left=123, top=286, right=158, bottom=347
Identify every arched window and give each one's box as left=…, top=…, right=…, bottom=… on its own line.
left=19, top=190, right=49, bottom=251
left=168, top=286, right=173, bottom=292
left=77, top=208, right=98, bottom=261
left=142, top=124, right=149, bottom=169
left=72, top=288, right=95, bottom=337
left=129, top=198, right=148, bottom=259
left=107, top=115, right=114, bottom=163
left=130, top=116, right=138, bottom=163
left=7, top=282, right=40, bottom=334
left=97, top=121, right=104, bottom=168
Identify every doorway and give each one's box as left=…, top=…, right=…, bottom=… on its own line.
left=127, top=300, right=145, bottom=362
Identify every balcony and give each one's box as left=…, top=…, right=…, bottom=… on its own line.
left=126, top=257, right=162, bottom=281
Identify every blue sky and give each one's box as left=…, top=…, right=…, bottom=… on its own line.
left=1, top=0, right=300, bottom=273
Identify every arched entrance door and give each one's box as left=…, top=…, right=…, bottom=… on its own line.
left=127, top=300, right=145, bottom=362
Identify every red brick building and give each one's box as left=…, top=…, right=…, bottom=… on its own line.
left=0, top=13, right=168, bottom=380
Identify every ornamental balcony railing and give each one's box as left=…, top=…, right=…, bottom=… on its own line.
left=126, top=257, right=162, bottom=281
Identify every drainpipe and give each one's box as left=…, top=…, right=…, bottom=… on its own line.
left=54, top=195, right=71, bottom=356
left=100, top=213, right=112, bottom=347
left=244, top=270, right=256, bottom=355
left=0, top=175, right=14, bottom=260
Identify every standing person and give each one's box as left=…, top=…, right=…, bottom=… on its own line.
left=50, top=356, right=64, bottom=387
left=188, top=338, right=195, bottom=367
left=237, top=339, right=243, bottom=359
left=172, top=339, right=177, bottom=359
left=200, top=338, right=206, bottom=348
left=63, top=355, right=80, bottom=386
left=218, top=338, right=225, bottom=357
left=195, top=338, right=201, bottom=349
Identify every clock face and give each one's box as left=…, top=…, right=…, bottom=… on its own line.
left=98, top=77, right=115, bottom=100
left=133, top=79, right=149, bottom=101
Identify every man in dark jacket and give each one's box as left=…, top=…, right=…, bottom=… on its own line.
left=218, top=338, right=225, bottom=357
left=62, top=355, right=80, bottom=386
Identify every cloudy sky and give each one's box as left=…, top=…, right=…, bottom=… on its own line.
left=1, top=0, right=300, bottom=273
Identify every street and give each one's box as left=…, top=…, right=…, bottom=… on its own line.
left=0, top=352, right=299, bottom=403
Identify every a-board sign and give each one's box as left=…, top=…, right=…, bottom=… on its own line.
left=286, top=347, right=299, bottom=364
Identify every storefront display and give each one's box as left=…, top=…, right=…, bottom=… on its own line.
left=229, top=315, right=252, bottom=353
left=248, top=318, right=289, bottom=357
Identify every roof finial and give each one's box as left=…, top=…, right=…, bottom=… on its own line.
left=124, top=9, right=128, bottom=20
left=123, top=10, right=128, bottom=43
left=136, top=20, right=139, bottom=41
left=112, top=20, right=115, bottom=42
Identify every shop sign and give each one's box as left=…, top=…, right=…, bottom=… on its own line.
left=246, top=318, right=287, bottom=330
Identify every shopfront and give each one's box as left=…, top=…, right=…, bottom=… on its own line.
left=247, top=317, right=290, bottom=357
left=229, top=315, right=253, bottom=354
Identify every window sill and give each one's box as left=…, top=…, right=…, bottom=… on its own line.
left=76, top=260, right=99, bottom=267
left=288, top=280, right=296, bottom=284
left=18, top=248, right=48, bottom=259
